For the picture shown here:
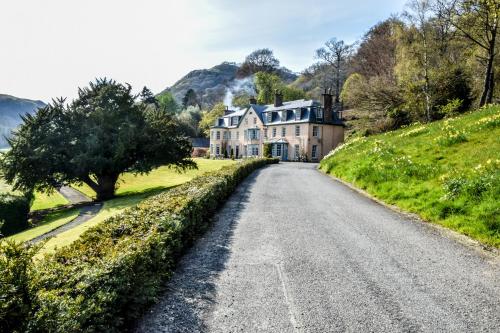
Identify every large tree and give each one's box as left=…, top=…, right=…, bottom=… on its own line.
left=315, top=38, right=353, bottom=102
left=237, top=48, right=280, bottom=77
left=436, top=0, right=499, bottom=106
left=254, top=72, right=305, bottom=104
left=0, top=79, right=194, bottom=201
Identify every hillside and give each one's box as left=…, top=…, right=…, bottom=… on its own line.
left=163, top=62, right=297, bottom=108
left=320, top=105, right=500, bottom=247
left=0, top=94, right=45, bottom=148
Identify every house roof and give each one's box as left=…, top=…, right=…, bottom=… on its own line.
left=262, top=99, right=317, bottom=112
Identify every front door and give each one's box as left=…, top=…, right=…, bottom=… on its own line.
left=235, top=145, right=239, bottom=158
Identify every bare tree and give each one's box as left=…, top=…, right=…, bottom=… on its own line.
left=436, top=0, right=499, bottom=106
left=404, top=0, right=434, bottom=122
left=315, top=38, right=353, bottom=102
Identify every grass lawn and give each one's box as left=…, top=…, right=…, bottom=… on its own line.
left=320, top=104, right=500, bottom=247
left=5, top=208, right=80, bottom=243
left=1, top=177, right=69, bottom=210
left=75, top=158, right=236, bottom=198
left=38, top=158, right=236, bottom=254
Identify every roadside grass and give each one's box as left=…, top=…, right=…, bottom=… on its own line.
left=5, top=208, right=80, bottom=243
left=38, top=158, right=237, bottom=254
left=320, top=104, right=500, bottom=247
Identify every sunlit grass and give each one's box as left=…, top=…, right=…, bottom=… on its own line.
left=320, top=104, right=500, bottom=247
left=6, top=208, right=80, bottom=243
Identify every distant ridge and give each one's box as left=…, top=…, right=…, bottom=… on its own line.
left=162, top=62, right=297, bottom=108
left=0, top=94, right=46, bottom=148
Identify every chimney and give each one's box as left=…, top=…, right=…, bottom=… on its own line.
left=274, top=90, right=283, bottom=107
left=321, top=88, right=333, bottom=122
left=249, top=96, right=257, bottom=105
left=224, top=105, right=234, bottom=116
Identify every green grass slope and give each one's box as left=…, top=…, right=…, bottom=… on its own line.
left=320, top=104, right=500, bottom=247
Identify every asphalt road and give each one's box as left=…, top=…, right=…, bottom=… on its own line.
left=136, top=163, right=500, bottom=333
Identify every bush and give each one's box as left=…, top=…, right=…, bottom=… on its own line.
left=263, top=143, right=272, bottom=158
left=0, top=194, right=30, bottom=237
left=0, top=158, right=278, bottom=332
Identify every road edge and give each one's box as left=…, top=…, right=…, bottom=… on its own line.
left=317, top=169, right=499, bottom=261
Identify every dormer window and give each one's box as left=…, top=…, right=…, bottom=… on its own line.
left=281, top=111, right=287, bottom=121
left=316, top=107, right=324, bottom=121
left=267, top=112, right=272, bottom=123
left=295, top=108, right=301, bottom=121
left=231, top=117, right=238, bottom=126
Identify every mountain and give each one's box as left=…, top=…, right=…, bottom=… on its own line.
left=163, top=62, right=298, bottom=108
left=0, top=94, right=46, bottom=148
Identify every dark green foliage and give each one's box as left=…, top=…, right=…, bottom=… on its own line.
left=0, top=79, right=194, bottom=201
left=263, top=143, right=272, bottom=158
left=182, top=89, right=198, bottom=109
left=0, top=194, right=30, bottom=236
left=0, top=158, right=278, bottom=332
left=0, top=241, right=38, bottom=333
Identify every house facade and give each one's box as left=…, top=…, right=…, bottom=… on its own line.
left=209, top=91, right=344, bottom=161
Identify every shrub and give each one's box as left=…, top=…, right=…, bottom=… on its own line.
left=0, top=194, right=30, bottom=236
left=0, top=241, right=39, bottom=333
left=263, top=143, right=272, bottom=158
left=0, top=158, right=278, bottom=332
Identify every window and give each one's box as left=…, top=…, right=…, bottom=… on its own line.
left=276, top=144, right=282, bottom=156
left=264, top=128, right=268, bottom=138
left=295, top=125, right=300, bottom=136
left=248, top=129, right=259, bottom=140
left=267, top=112, right=272, bottom=123
left=252, top=146, right=259, bottom=156
left=317, top=108, right=324, bottom=121
left=236, top=131, right=239, bottom=140
left=272, top=127, right=277, bottom=137
left=313, top=126, right=319, bottom=137
left=216, top=131, right=220, bottom=140
left=216, top=145, right=220, bottom=155
left=294, top=144, right=300, bottom=159
left=295, top=108, right=301, bottom=120
left=231, top=117, right=238, bottom=126
left=223, top=132, right=227, bottom=140
left=281, top=127, right=286, bottom=137
left=253, top=117, right=257, bottom=125
left=312, top=145, right=318, bottom=159
left=228, top=131, right=232, bottom=140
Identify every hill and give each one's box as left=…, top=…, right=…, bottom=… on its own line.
left=0, top=94, right=45, bottom=148
left=163, top=62, right=297, bottom=108
left=320, top=105, right=500, bottom=247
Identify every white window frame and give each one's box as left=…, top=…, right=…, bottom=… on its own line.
left=216, top=131, right=220, bottom=140
left=236, top=131, right=239, bottom=139
left=272, top=127, right=277, bottom=137
left=281, top=127, right=286, bottom=137
left=294, top=144, right=300, bottom=159
left=312, top=145, right=318, bottom=159
left=295, top=125, right=300, bottom=136
left=313, top=126, right=319, bottom=137
left=267, top=112, right=272, bottom=123
left=216, top=145, right=220, bottom=155
left=295, top=108, right=301, bottom=120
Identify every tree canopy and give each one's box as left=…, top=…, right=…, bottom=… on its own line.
left=0, top=78, right=194, bottom=201
left=254, top=72, right=306, bottom=104
left=237, top=48, right=280, bottom=77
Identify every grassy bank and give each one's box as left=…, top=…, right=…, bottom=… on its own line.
left=320, top=104, right=500, bottom=247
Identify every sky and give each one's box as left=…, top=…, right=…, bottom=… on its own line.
left=0, top=0, right=407, bottom=102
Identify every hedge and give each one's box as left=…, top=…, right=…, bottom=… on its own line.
left=0, top=194, right=30, bottom=236
left=0, top=158, right=278, bottom=332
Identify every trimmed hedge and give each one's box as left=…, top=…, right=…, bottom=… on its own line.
left=0, top=194, right=30, bottom=236
left=0, top=158, right=278, bottom=332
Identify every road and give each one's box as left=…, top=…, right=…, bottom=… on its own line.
left=136, top=163, right=500, bottom=333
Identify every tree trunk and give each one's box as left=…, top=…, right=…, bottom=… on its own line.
left=81, top=173, right=119, bottom=201
left=479, top=53, right=494, bottom=107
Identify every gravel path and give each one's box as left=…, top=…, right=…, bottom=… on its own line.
left=135, top=163, right=500, bottom=333
left=30, top=203, right=102, bottom=244
left=58, top=186, right=92, bottom=204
